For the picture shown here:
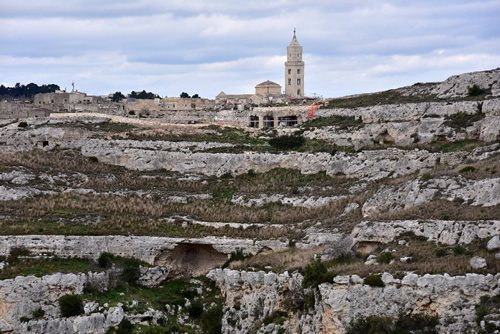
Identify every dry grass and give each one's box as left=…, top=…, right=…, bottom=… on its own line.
left=329, top=237, right=500, bottom=277
left=373, top=199, right=500, bottom=221
left=230, top=246, right=326, bottom=273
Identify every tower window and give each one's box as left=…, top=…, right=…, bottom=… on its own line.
left=288, top=79, right=291, bottom=85
left=288, top=69, right=291, bottom=75
left=297, top=69, right=300, bottom=74
left=297, top=78, right=301, bottom=85
left=297, top=89, right=301, bottom=96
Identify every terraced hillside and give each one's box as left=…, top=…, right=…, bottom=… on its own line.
left=0, top=69, right=499, bottom=333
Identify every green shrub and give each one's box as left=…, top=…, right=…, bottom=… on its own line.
left=200, top=304, right=223, bottom=334
left=222, top=249, right=251, bottom=269
left=269, top=135, right=306, bottom=150
left=376, top=252, right=394, bottom=264
left=59, top=294, right=84, bottom=317
left=32, top=307, right=45, bottom=319
left=303, top=291, right=315, bottom=310
left=18, top=121, right=28, bottom=128
left=302, top=258, right=336, bottom=288
left=364, top=274, right=385, bottom=287
left=420, top=173, right=432, bottom=181
left=453, top=245, right=466, bottom=255
left=120, top=258, right=141, bottom=285
left=128, top=110, right=135, bottom=115
left=347, top=313, right=438, bottom=334
left=188, top=300, right=204, bottom=319
left=435, top=248, right=447, bottom=257
left=88, top=156, right=99, bottom=163
left=459, top=165, right=476, bottom=173
left=98, top=252, right=115, bottom=268
left=262, top=310, right=288, bottom=325
left=468, top=84, right=486, bottom=96
left=116, top=318, right=134, bottom=334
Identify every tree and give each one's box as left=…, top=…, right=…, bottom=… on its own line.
left=111, top=91, right=125, bottom=102
left=180, top=92, right=190, bottom=98
left=192, top=93, right=200, bottom=98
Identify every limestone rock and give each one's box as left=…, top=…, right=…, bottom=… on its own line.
left=487, top=236, right=500, bottom=251
left=470, top=257, right=487, bottom=269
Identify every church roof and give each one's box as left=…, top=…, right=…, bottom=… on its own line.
left=255, top=80, right=281, bottom=88
left=289, top=30, right=300, bottom=46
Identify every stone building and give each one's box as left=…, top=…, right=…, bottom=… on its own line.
left=285, top=29, right=305, bottom=97
left=255, top=80, right=282, bottom=97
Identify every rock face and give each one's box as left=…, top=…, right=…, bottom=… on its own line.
left=208, top=268, right=500, bottom=334
left=351, top=220, right=500, bottom=245
left=362, top=176, right=500, bottom=217
left=0, top=272, right=110, bottom=333
left=80, top=138, right=498, bottom=179
left=0, top=235, right=287, bottom=267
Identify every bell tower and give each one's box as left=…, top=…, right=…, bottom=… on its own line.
left=285, top=29, right=304, bottom=97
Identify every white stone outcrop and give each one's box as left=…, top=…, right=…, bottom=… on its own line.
left=0, top=235, right=288, bottom=265
left=208, top=268, right=500, bottom=334
left=351, top=220, right=500, bottom=245
left=362, top=176, right=500, bottom=217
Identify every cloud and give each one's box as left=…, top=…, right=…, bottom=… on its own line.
left=1, top=0, right=499, bottom=98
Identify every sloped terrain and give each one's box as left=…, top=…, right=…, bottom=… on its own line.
left=0, top=69, right=499, bottom=333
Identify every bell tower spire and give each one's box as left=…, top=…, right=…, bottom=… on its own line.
left=285, top=29, right=304, bottom=97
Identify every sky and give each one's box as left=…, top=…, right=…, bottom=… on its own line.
left=1, top=0, right=500, bottom=99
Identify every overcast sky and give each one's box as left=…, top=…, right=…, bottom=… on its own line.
left=1, top=0, right=499, bottom=98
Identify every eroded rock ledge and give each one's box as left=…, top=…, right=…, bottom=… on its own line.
left=208, top=268, right=500, bottom=334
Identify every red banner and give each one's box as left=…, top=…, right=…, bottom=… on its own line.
left=307, top=102, right=319, bottom=120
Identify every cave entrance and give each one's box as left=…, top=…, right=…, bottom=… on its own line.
left=154, top=243, right=228, bottom=277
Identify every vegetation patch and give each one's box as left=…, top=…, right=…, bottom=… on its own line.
left=347, top=312, right=438, bottom=334
left=444, top=112, right=485, bottom=129
left=59, top=294, right=84, bottom=317
left=269, top=135, right=306, bottom=150
left=364, top=274, right=385, bottom=287
left=303, top=115, right=363, bottom=129
left=302, top=258, right=336, bottom=288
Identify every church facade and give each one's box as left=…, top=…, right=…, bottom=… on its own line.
left=285, top=30, right=305, bottom=97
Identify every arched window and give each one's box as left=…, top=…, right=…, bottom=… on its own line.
left=288, top=69, right=291, bottom=75
left=297, top=89, right=301, bottom=96
left=297, top=78, right=301, bottom=85
left=288, top=79, right=291, bottom=85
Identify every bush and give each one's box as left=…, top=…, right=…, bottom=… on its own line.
left=116, top=318, right=134, bottom=334
left=302, top=258, right=336, bottom=288
left=420, top=173, right=432, bottom=181
left=435, top=248, right=447, bottom=257
left=376, top=252, right=394, bottom=264
left=120, top=258, right=141, bottom=285
left=459, top=165, right=476, bottom=173
left=88, top=156, right=99, bottom=163
left=222, top=249, right=251, bottom=269
left=347, top=313, right=438, bottom=334
left=98, top=252, right=114, bottom=268
left=32, top=307, right=45, bottom=319
left=188, top=300, right=204, bottom=319
left=269, top=135, right=306, bottom=150
left=468, top=84, right=486, bottom=96
left=200, top=304, right=223, bottom=334
left=128, top=110, right=135, bottom=115
left=364, top=274, right=385, bottom=287
left=18, top=121, right=28, bottom=128
left=453, top=245, right=466, bottom=255
left=59, top=294, right=84, bottom=317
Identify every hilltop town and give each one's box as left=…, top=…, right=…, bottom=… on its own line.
left=0, top=33, right=499, bottom=333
